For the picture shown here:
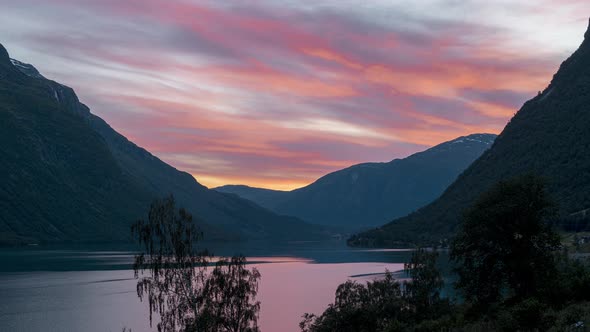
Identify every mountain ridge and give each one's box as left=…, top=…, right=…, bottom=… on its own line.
left=215, top=133, right=496, bottom=229
left=0, top=43, right=327, bottom=245
left=349, top=20, right=590, bottom=247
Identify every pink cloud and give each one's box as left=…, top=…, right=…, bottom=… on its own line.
left=1, top=0, right=586, bottom=189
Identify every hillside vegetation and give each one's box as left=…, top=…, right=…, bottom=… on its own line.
left=350, top=22, right=590, bottom=247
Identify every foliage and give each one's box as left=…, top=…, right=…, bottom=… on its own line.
left=350, top=27, right=590, bottom=247
left=545, top=251, right=590, bottom=306
left=300, top=272, right=406, bottom=332
left=301, top=249, right=446, bottom=332
left=451, top=174, right=561, bottom=307
left=0, top=42, right=326, bottom=245
left=321, top=175, right=590, bottom=331
left=0, top=43, right=148, bottom=245
left=404, top=248, right=446, bottom=320
left=132, top=196, right=260, bottom=332
left=555, top=213, right=590, bottom=232
left=198, top=256, right=261, bottom=332
left=448, top=176, right=590, bottom=330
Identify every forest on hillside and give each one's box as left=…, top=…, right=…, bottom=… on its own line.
left=133, top=175, right=590, bottom=332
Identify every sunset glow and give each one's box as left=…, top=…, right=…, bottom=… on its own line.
left=2, top=0, right=589, bottom=189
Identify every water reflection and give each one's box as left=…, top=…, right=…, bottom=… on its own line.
left=0, top=241, right=414, bottom=332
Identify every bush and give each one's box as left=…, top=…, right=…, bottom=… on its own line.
left=301, top=249, right=446, bottom=331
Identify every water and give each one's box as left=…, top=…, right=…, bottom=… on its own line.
left=0, top=241, right=414, bottom=332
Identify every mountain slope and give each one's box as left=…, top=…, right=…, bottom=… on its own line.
left=216, top=134, right=496, bottom=229
left=213, top=185, right=290, bottom=212
left=349, top=21, right=590, bottom=247
left=0, top=43, right=326, bottom=245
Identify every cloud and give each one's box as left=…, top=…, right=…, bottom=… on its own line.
left=1, top=0, right=588, bottom=189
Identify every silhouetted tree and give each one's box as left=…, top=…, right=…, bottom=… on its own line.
left=404, top=248, right=446, bottom=320
left=132, top=195, right=260, bottom=332
left=451, top=174, right=561, bottom=309
left=198, top=256, right=261, bottom=332
left=301, top=248, right=449, bottom=332
left=300, top=272, right=406, bottom=332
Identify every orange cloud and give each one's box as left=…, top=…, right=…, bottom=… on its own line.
left=7, top=0, right=578, bottom=189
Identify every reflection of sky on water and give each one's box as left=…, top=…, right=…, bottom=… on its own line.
left=0, top=241, right=422, bottom=331
left=0, top=240, right=413, bottom=272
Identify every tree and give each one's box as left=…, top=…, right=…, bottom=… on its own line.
left=300, top=248, right=449, bottom=332
left=404, top=248, right=446, bottom=320
left=450, top=174, right=561, bottom=308
left=131, top=195, right=261, bottom=332
left=300, top=272, right=406, bottom=332
left=198, top=256, right=261, bottom=332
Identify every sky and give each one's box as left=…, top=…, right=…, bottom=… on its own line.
left=1, top=0, right=589, bottom=190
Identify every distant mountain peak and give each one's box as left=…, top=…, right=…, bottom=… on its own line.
left=217, top=133, right=496, bottom=229
left=426, top=133, right=496, bottom=155
left=350, top=21, right=590, bottom=247
left=449, top=133, right=495, bottom=145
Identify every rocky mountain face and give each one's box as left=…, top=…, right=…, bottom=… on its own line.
left=0, top=43, right=326, bottom=245
left=349, top=20, right=590, bottom=247
left=216, top=134, right=496, bottom=230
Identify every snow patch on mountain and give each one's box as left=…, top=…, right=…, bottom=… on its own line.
left=10, top=58, right=45, bottom=79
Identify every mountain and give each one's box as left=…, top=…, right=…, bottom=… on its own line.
left=216, top=133, right=496, bottom=229
left=0, top=43, right=327, bottom=246
left=214, top=185, right=290, bottom=212
left=349, top=20, right=590, bottom=248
